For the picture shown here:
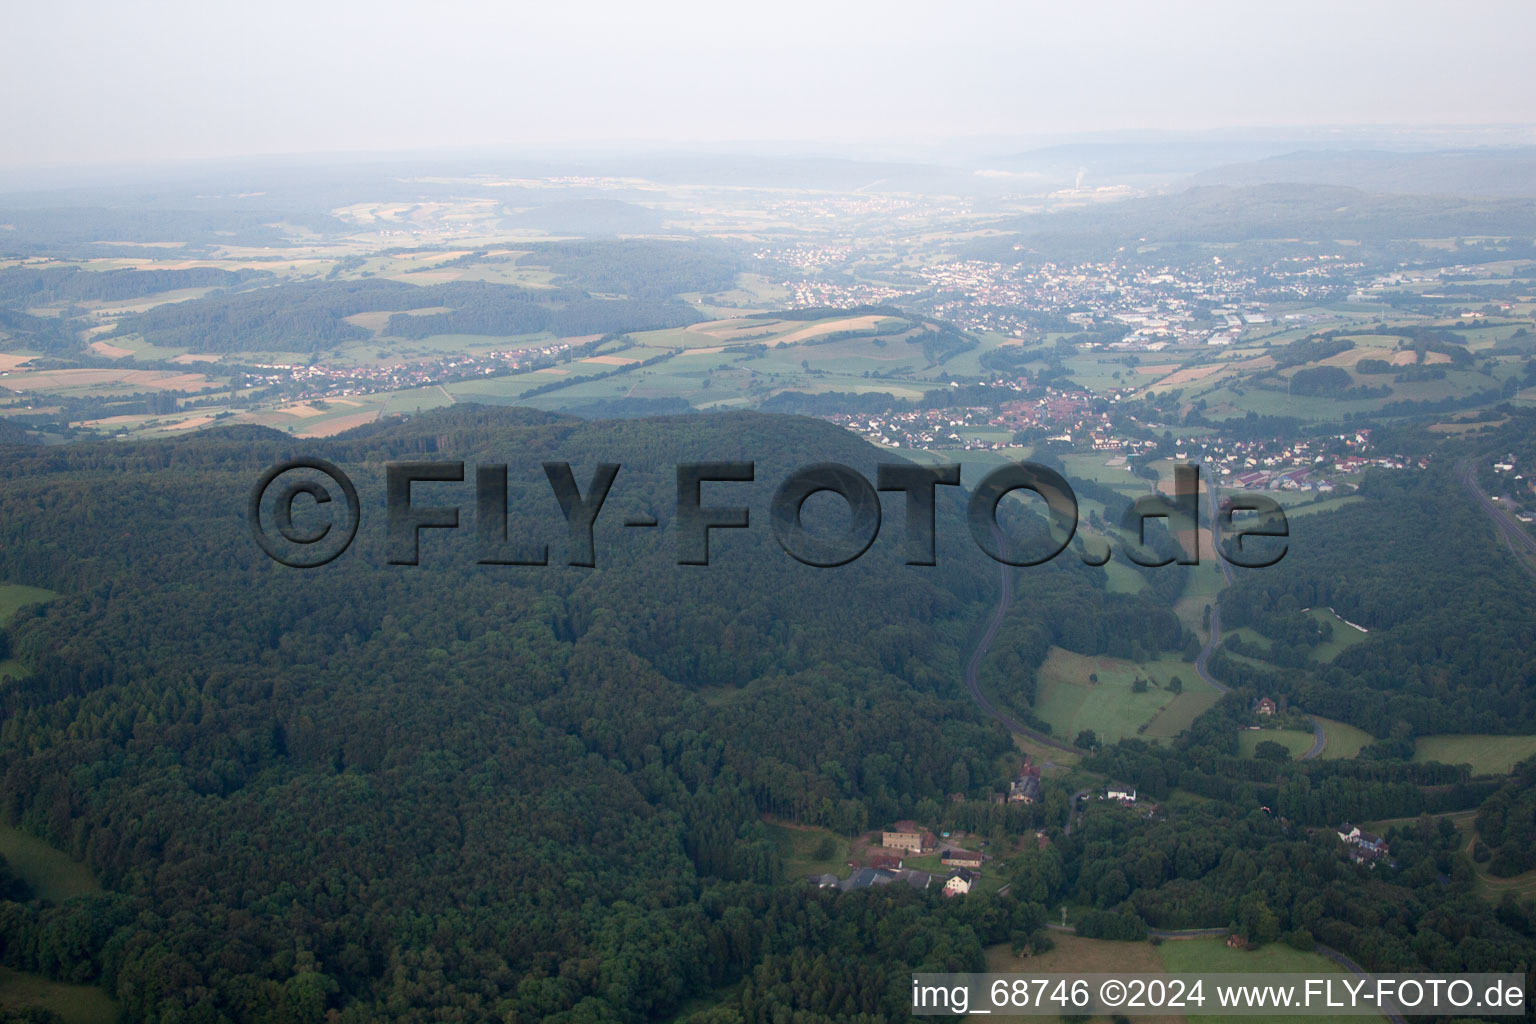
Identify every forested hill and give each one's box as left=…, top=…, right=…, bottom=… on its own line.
left=1217, top=455, right=1536, bottom=736
left=106, top=278, right=707, bottom=353
left=0, top=406, right=1103, bottom=1022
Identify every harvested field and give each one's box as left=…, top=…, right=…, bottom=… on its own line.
left=297, top=411, right=380, bottom=437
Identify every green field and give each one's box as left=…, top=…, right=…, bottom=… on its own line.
left=0, top=825, right=101, bottom=903
left=1058, top=453, right=1151, bottom=490
left=0, top=582, right=55, bottom=682
left=1315, top=717, right=1374, bottom=759
left=1281, top=495, right=1365, bottom=518
left=980, top=934, right=1377, bottom=1023
left=1237, top=729, right=1316, bottom=760
left=1141, top=686, right=1225, bottom=742
left=1223, top=625, right=1272, bottom=654
left=1469, top=858, right=1536, bottom=902
left=1160, top=938, right=1374, bottom=1024
left=1413, top=735, right=1536, bottom=775
left=1218, top=607, right=1366, bottom=665
left=1159, top=937, right=1349, bottom=975
left=1305, top=607, right=1370, bottom=661
left=763, top=821, right=850, bottom=878
left=0, top=967, right=118, bottom=1024
left=0, top=582, right=56, bottom=622
left=986, top=931, right=1166, bottom=973
left=1032, top=648, right=1199, bottom=745
left=1102, top=558, right=1146, bottom=594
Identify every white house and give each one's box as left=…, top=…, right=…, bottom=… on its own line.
left=942, top=869, right=976, bottom=897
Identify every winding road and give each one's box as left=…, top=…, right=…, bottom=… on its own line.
left=961, top=527, right=1081, bottom=756
left=1315, top=944, right=1409, bottom=1024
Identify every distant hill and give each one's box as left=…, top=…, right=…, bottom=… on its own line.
left=1193, top=147, right=1536, bottom=197
left=964, top=182, right=1536, bottom=263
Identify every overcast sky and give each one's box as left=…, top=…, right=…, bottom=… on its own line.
left=5, top=0, right=1535, bottom=168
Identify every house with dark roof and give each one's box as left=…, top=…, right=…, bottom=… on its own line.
left=838, top=867, right=931, bottom=891
left=1336, top=825, right=1390, bottom=867
left=1009, top=775, right=1043, bottom=804
left=941, top=848, right=982, bottom=869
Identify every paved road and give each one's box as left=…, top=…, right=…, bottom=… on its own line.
left=1197, top=466, right=1327, bottom=761
left=961, top=527, right=1081, bottom=756
left=1458, top=457, right=1536, bottom=577
left=1315, top=944, right=1408, bottom=1024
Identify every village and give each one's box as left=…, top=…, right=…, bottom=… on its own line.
left=825, top=385, right=1423, bottom=497
left=754, top=243, right=1364, bottom=344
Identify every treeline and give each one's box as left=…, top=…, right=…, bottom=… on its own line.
left=383, top=282, right=703, bottom=340
left=0, top=205, right=344, bottom=257
left=109, top=278, right=706, bottom=353
left=758, top=390, right=905, bottom=416
left=521, top=239, right=741, bottom=300
left=0, top=266, right=266, bottom=306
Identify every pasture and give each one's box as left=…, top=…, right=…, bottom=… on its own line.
left=979, top=933, right=1379, bottom=1024
left=1315, top=717, right=1374, bottom=759
left=1280, top=495, right=1364, bottom=518
left=0, top=824, right=101, bottom=902
left=0, top=968, right=118, bottom=1024
left=1305, top=606, right=1370, bottom=661
left=1413, top=735, right=1536, bottom=775
left=0, top=582, right=55, bottom=623
left=1160, top=937, right=1348, bottom=976
left=763, top=821, right=851, bottom=878
left=1032, top=648, right=1196, bottom=745
left=1237, top=729, right=1316, bottom=760
left=1141, top=685, right=1224, bottom=742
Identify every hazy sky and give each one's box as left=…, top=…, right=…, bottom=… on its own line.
left=6, top=0, right=1535, bottom=168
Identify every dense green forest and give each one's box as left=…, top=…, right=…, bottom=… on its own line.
left=0, top=408, right=1026, bottom=1021
left=519, top=240, right=740, bottom=300
left=0, top=267, right=267, bottom=307
left=107, top=279, right=706, bottom=353
left=1217, top=460, right=1536, bottom=736
left=0, top=407, right=1533, bottom=1022
left=0, top=309, right=78, bottom=355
